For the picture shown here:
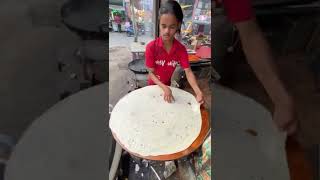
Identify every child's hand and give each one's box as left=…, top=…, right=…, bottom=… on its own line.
left=196, top=92, right=204, bottom=104
left=163, top=86, right=175, bottom=103
left=273, top=99, right=297, bottom=136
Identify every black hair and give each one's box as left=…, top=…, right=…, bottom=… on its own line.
left=159, top=0, right=184, bottom=33
left=151, top=1, right=184, bottom=61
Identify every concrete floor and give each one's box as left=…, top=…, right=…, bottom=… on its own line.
left=109, top=46, right=134, bottom=106
left=109, top=32, right=153, bottom=106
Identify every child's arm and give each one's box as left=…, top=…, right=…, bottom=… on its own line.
left=235, top=19, right=296, bottom=134
left=178, top=45, right=204, bottom=104
left=147, top=68, right=175, bottom=103
left=184, top=68, right=204, bottom=104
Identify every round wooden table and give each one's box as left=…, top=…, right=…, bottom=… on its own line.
left=5, top=83, right=110, bottom=180
left=111, top=106, right=210, bottom=161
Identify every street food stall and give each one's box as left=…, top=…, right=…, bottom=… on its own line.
left=0, top=0, right=315, bottom=180
left=109, top=0, right=314, bottom=180
left=110, top=0, right=213, bottom=179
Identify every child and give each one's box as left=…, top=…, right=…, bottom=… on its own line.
left=145, top=0, right=204, bottom=104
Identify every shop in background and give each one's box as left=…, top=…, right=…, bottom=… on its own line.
left=180, top=0, right=211, bottom=53
left=124, top=0, right=155, bottom=39
left=109, top=5, right=126, bottom=32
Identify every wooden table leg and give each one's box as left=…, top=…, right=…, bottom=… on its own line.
left=286, top=137, right=314, bottom=180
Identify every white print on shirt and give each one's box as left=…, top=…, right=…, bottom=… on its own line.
left=167, top=60, right=178, bottom=67
left=155, top=60, right=166, bottom=66
left=155, top=60, right=178, bottom=67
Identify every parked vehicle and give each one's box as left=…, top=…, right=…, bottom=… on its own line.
left=126, top=25, right=134, bottom=37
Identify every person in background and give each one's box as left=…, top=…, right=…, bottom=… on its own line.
left=114, top=13, right=122, bottom=33
left=124, top=19, right=131, bottom=32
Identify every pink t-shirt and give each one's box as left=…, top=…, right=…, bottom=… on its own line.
left=114, top=16, right=121, bottom=24
left=145, top=37, right=190, bottom=86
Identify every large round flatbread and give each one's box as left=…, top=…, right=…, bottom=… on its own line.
left=109, top=85, right=202, bottom=156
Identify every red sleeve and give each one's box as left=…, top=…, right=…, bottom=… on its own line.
left=145, top=42, right=155, bottom=68
left=222, top=0, right=255, bottom=23
left=179, top=46, right=190, bottom=69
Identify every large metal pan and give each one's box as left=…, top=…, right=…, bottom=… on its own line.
left=61, top=0, right=107, bottom=39
left=111, top=106, right=210, bottom=161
